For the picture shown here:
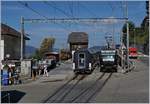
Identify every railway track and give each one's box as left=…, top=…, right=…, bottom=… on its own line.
left=72, top=73, right=112, bottom=103
left=42, top=69, right=113, bottom=103
left=42, top=74, right=87, bottom=103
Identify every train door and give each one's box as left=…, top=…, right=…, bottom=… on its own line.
left=78, top=53, right=86, bottom=69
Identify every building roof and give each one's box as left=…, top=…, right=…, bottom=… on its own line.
left=68, top=32, right=88, bottom=43
left=1, top=23, right=30, bottom=40
left=45, top=51, right=59, bottom=55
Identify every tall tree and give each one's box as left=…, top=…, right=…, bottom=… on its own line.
left=121, top=1, right=149, bottom=54
left=141, top=1, right=149, bottom=28
left=122, top=21, right=135, bottom=33
left=141, top=1, right=149, bottom=54
left=122, top=21, right=135, bottom=46
left=39, top=37, right=55, bottom=57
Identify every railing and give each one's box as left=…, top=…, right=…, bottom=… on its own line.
left=117, top=49, right=135, bottom=73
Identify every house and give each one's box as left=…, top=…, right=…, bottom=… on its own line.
left=68, top=32, right=88, bottom=54
left=44, top=51, right=60, bottom=62
left=0, top=23, right=30, bottom=62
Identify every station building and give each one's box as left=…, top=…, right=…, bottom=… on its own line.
left=0, top=23, right=30, bottom=62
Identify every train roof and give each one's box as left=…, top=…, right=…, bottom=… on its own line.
left=74, top=46, right=108, bottom=54
left=74, top=45, right=115, bottom=54
left=88, top=46, right=107, bottom=54
left=74, top=48, right=89, bottom=53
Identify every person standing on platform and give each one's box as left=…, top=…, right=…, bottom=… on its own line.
left=43, top=64, right=48, bottom=77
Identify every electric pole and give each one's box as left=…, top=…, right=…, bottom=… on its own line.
left=113, top=23, right=115, bottom=48
left=125, top=1, right=129, bottom=69
left=20, top=16, right=24, bottom=61
left=134, top=28, right=136, bottom=48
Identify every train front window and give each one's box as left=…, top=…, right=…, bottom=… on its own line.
left=102, top=55, right=115, bottom=61
left=78, top=53, right=85, bottom=68
left=79, top=54, right=84, bottom=58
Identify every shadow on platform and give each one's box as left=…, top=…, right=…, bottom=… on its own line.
left=1, top=90, right=26, bottom=103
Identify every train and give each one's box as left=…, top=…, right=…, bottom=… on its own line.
left=99, top=49, right=118, bottom=72
left=72, top=49, right=95, bottom=74
left=72, top=46, right=105, bottom=74
left=72, top=46, right=118, bottom=74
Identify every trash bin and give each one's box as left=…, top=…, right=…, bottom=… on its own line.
left=2, top=70, right=9, bottom=86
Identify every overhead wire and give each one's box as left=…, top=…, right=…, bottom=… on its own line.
left=43, top=1, right=73, bottom=18
left=107, top=2, right=116, bottom=48
left=79, top=2, right=99, bottom=46
left=18, top=1, right=48, bottom=19
left=119, top=1, right=126, bottom=18
left=68, top=1, right=73, bottom=31
left=70, top=1, right=74, bottom=18
left=79, top=2, right=106, bottom=46
left=79, top=2, right=98, bottom=18
left=43, top=1, right=79, bottom=31
left=119, top=1, right=145, bottom=23
left=17, top=1, right=71, bottom=32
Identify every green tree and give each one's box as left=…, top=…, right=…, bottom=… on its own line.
left=39, top=37, right=55, bottom=57
left=31, top=37, right=55, bottom=59
left=122, top=21, right=135, bottom=33
left=122, top=21, right=135, bottom=46
left=121, top=1, right=149, bottom=54
left=32, top=49, right=41, bottom=60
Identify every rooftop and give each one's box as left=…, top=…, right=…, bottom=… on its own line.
left=1, top=23, right=30, bottom=40
left=68, top=32, right=88, bottom=43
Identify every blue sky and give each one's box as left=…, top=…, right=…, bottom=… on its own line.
left=1, top=1, right=147, bottom=49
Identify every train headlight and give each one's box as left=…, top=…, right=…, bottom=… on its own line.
left=72, top=63, right=75, bottom=70
left=89, top=63, right=92, bottom=70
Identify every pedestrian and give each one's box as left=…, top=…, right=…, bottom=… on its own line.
left=43, top=64, right=48, bottom=77
left=32, top=60, right=37, bottom=80
left=8, top=64, right=14, bottom=85
left=32, top=68, right=37, bottom=80
left=38, top=64, right=42, bottom=75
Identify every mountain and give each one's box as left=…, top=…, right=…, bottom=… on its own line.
left=25, top=45, right=37, bottom=57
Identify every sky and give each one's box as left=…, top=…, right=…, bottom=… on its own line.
left=1, top=1, right=147, bottom=49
